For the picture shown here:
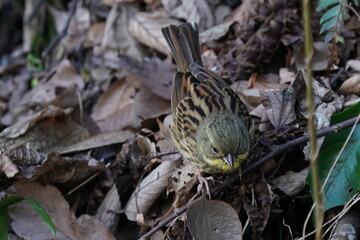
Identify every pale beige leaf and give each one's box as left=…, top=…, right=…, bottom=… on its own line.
left=279, top=68, right=296, bottom=84
left=271, top=167, right=308, bottom=196
left=96, top=184, right=121, bottom=233
left=101, top=4, right=144, bottom=60
left=346, top=59, right=360, bottom=72
left=338, top=75, right=360, bottom=96
left=0, top=153, right=19, bottom=178
left=163, top=0, right=214, bottom=31
left=187, top=197, right=242, bottom=240
left=129, top=11, right=180, bottom=55
left=199, top=21, right=234, bottom=44
left=124, top=159, right=181, bottom=222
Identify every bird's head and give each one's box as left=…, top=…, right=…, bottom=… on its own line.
left=196, top=112, right=250, bottom=173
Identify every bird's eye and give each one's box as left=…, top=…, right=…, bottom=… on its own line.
left=212, top=147, right=218, bottom=154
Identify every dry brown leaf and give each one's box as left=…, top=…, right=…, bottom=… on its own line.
left=101, top=4, right=144, bottom=60
left=338, top=75, right=360, bottom=96
left=260, top=87, right=296, bottom=131
left=162, top=0, right=214, bottom=31
left=9, top=182, right=116, bottom=240
left=129, top=11, right=180, bottom=55
left=62, top=6, right=91, bottom=51
left=248, top=74, right=285, bottom=90
left=124, top=159, right=181, bottom=222
left=55, top=130, right=134, bottom=154
left=0, top=106, right=89, bottom=152
left=295, top=42, right=333, bottom=71
left=17, top=59, right=84, bottom=111
left=130, top=87, right=171, bottom=128
left=91, top=80, right=136, bottom=132
left=96, top=184, right=121, bottom=233
left=271, top=167, right=308, bottom=196
left=117, top=56, right=174, bottom=100
left=84, top=22, right=105, bottom=47
left=241, top=171, right=272, bottom=237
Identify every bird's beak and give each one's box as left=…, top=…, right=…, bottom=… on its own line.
left=223, top=154, right=235, bottom=169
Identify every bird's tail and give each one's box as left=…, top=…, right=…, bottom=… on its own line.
left=161, top=22, right=203, bottom=73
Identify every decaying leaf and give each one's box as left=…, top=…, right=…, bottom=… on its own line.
left=260, top=87, right=296, bottom=131
left=338, top=75, right=360, bottom=96
left=295, top=42, right=331, bottom=71
left=187, top=197, right=242, bottom=240
left=96, top=184, right=121, bottom=233
left=162, top=0, right=214, bottom=31
left=129, top=11, right=180, bottom=55
left=117, top=55, right=174, bottom=100
left=124, top=158, right=181, bottom=222
left=199, top=21, right=234, bottom=43
left=101, top=4, right=144, bottom=60
left=271, top=167, right=308, bottom=196
left=9, top=182, right=116, bottom=240
left=18, top=59, right=84, bottom=109
left=0, top=106, right=89, bottom=152
left=0, top=151, right=19, bottom=178
left=54, top=130, right=134, bottom=154
left=241, top=171, right=272, bottom=237
left=346, top=59, right=360, bottom=72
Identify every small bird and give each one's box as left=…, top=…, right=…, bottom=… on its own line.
left=161, top=22, right=253, bottom=174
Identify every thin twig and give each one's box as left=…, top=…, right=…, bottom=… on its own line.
left=41, top=0, right=79, bottom=58
left=140, top=116, right=360, bottom=239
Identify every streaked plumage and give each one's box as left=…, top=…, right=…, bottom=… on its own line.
left=162, top=22, right=253, bottom=173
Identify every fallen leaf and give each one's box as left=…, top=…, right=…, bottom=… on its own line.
left=124, top=159, right=181, bottom=222
left=118, top=56, right=174, bottom=100
left=164, top=0, right=214, bottom=31
left=187, top=197, right=242, bottom=240
left=9, top=182, right=116, bottom=240
left=271, top=167, right=308, bottom=196
left=260, top=87, right=296, bottom=131
left=0, top=106, right=89, bottom=153
left=129, top=11, right=180, bottom=55
left=338, top=75, right=360, bottom=96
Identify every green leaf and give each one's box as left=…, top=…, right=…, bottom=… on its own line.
left=320, top=4, right=341, bottom=24
left=336, top=34, right=345, bottom=44
left=0, top=205, right=8, bottom=240
left=320, top=16, right=339, bottom=34
left=307, top=103, right=360, bottom=210
left=0, top=196, right=24, bottom=240
left=352, top=0, right=358, bottom=5
left=317, top=0, right=342, bottom=11
left=25, top=198, right=56, bottom=235
left=324, top=31, right=335, bottom=42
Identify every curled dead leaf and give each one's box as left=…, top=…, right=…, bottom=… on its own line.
left=338, top=75, right=360, bottom=96
left=124, top=159, right=181, bottom=222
